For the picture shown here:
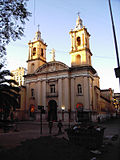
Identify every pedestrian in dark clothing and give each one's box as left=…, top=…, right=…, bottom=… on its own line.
left=97, top=116, right=101, bottom=123
left=48, top=121, right=53, bottom=134
left=10, top=112, right=14, bottom=122
left=57, top=120, right=63, bottom=134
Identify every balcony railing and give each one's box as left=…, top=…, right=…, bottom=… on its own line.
left=30, top=97, right=35, bottom=100
left=46, top=92, right=58, bottom=98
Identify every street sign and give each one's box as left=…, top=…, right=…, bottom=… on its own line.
left=38, top=105, right=44, bottom=110
left=38, top=105, right=46, bottom=114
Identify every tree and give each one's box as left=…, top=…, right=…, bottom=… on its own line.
left=0, top=64, right=20, bottom=120
left=0, top=0, right=31, bottom=59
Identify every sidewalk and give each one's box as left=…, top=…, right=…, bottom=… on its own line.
left=98, top=119, right=120, bottom=160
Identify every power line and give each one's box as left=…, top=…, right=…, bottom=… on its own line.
left=46, top=48, right=114, bottom=59
left=34, top=0, right=35, bottom=25
left=9, top=44, right=115, bottom=60
left=93, top=56, right=114, bottom=59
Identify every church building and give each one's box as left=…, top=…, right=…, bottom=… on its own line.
left=23, top=15, right=114, bottom=122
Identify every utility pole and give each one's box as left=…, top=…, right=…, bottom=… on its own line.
left=38, top=105, right=45, bottom=135
left=108, top=0, right=120, bottom=88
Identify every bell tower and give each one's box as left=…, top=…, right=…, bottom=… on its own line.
left=69, top=15, right=92, bottom=67
left=27, top=26, right=47, bottom=74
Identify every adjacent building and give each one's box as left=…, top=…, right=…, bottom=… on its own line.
left=11, top=67, right=27, bottom=86
left=113, top=93, right=120, bottom=116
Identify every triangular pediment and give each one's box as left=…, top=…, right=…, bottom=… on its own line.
left=35, top=61, right=69, bottom=74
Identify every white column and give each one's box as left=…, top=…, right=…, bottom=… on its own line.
left=36, top=81, right=42, bottom=106
left=35, top=81, right=42, bottom=108
left=90, top=78, right=93, bottom=110
left=42, top=80, right=46, bottom=108
left=74, top=32, right=76, bottom=50
left=37, top=44, right=40, bottom=58
left=58, top=78, right=63, bottom=109
left=64, top=78, right=70, bottom=111
left=71, top=78, right=75, bottom=111
left=26, top=83, right=30, bottom=110
left=84, top=77, right=90, bottom=110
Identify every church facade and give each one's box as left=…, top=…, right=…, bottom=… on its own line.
left=23, top=16, right=114, bottom=122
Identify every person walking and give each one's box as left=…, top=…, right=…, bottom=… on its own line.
left=97, top=115, right=101, bottom=123
left=10, top=112, right=14, bottom=122
left=48, top=121, right=53, bottom=134
left=57, top=120, right=63, bottom=134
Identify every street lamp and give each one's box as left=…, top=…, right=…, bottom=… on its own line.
left=61, top=105, right=65, bottom=121
left=68, top=109, right=71, bottom=128
left=108, top=0, right=120, bottom=88
left=38, top=105, right=45, bottom=135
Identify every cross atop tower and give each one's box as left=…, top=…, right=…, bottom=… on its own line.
left=77, top=12, right=80, bottom=17
left=34, top=24, right=41, bottom=41
left=37, top=24, right=40, bottom=31
left=75, top=12, right=83, bottom=30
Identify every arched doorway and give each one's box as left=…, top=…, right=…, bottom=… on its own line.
left=76, top=103, right=90, bottom=122
left=76, top=103, right=84, bottom=122
left=29, top=104, right=35, bottom=118
left=48, top=100, right=57, bottom=121
left=76, top=55, right=81, bottom=65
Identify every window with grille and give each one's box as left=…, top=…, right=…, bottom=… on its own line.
left=31, top=88, right=34, bottom=97
left=41, top=48, right=43, bottom=56
left=77, top=84, right=82, bottom=94
left=50, top=84, right=55, bottom=93
left=77, top=37, right=81, bottom=46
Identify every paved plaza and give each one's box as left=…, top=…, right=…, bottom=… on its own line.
left=0, top=121, right=69, bottom=149
left=0, top=119, right=120, bottom=160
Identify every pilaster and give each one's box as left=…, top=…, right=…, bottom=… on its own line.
left=71, top=78, right=75, bottom=111
left=26, top=83, right=30, bottom=110
left=84, top=77, right=90, bottom=110
left=58, top=78, right=63, bottom=108
left=64, top=78, right=70, bottom=111
left=42, top=80, right=46, bottom=109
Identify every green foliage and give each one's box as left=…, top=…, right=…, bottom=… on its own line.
left=0, top=64, right=20, bottom=120
left=0, top=0, right=31, bottom=58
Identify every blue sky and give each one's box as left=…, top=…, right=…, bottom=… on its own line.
left=6, top=0, right=120, bottom=92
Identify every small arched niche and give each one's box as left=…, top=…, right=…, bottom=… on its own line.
left=76, top=54, right=81, bottom=65
left=77, top=37, right=81, bottom=46
left=33, top=47, right=36, bottom=56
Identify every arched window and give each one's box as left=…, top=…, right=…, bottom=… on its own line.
left=77, top=84, right=82, bottom=94
left=31, top=63, right=34, bottom=72
left=77, top=37, right=81, bottom=46
left=76, top=55, right=81, bottom=65
left=31, top=88, right=34, bottom=97
left=50, top=84, right=55, bottom=93
left=41, top=48, right=43, bottom=56
left=33, top=47, right=36, bottom=56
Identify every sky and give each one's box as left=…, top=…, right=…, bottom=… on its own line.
left=6, top=0, right=120, bottom=93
